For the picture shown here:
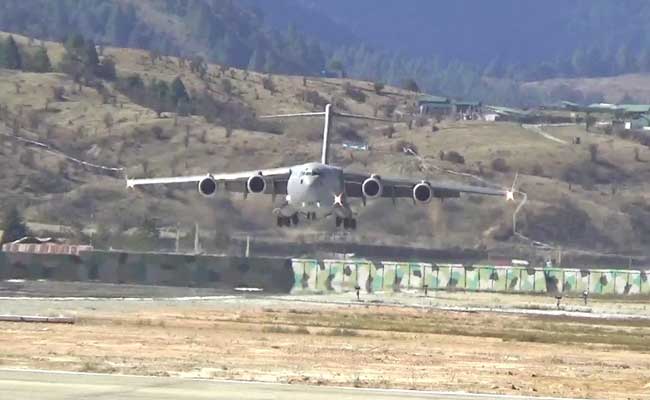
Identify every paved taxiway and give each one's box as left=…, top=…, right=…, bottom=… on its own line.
left=0, top=369, right=586, bottom=400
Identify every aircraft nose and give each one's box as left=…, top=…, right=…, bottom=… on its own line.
left=302, top=175, right=321, bottom=186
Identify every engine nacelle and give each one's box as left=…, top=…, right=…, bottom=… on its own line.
left=413, top=182, right=433, bottom=204
left=247, top=174, right=267, bottom=194
left=198, top=176, right=217, bottom=197
left=362, top=175, right=383, bottom=199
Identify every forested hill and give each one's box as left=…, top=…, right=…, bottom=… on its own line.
left=253, top=0, right=650, bottom=81
left=0, top=0, right=326, bottom=75
left=2, top=0, right=650, bottom=106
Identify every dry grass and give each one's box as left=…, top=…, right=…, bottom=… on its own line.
left=1, top=304, right=648, bottom=399
left=235, top=308, right=650, bottom=351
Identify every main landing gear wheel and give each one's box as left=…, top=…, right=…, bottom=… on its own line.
left=277, top=215, right=299, bottom=227
left=338, top=217, right=357, bottom=230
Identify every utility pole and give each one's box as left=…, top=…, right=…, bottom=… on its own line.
left=175, top=223, right=180, bottom=253
left=194, top=223, right=200, bottom=254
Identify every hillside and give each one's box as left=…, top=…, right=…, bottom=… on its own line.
left=521, top=74, right=650, bottom=104
left=0, top=31, right=650, bottom=259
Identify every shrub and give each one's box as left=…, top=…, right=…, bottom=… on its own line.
left=343, top=82, right=367, bottom=103
left=262, top=76, right=276, bottom=94
left=380, top=124, right=396, bottom=138
left=378, top=101, right=397, bottom=118
left=337, top=125, right=364, bottom=142
left=403, top=79, right=420, bottom=93
left=221, top=78, right=233, bottom=96
left=531, top=163, right=544, bottom=176
left=491, top=158, right=510, bottom=173
left=302, top=90, right=328, bottom=109
left=446, top=151, right=465, bottom=164
left=373, top=81, right=385, bottom=94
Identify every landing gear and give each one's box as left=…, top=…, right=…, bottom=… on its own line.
left=277, top=214, right=299, bottom=228
left=336, top=217, right=357, bottom=230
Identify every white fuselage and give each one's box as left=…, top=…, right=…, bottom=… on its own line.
left=282, top=162, right=350, bottom=219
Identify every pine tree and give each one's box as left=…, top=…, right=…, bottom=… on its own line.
left=5, top=36, right=22, bottom=70
left=403, top=78, right=420, bottom=93
left=106, top=4, right=137, bottom=45
left=170, top=77, right=189, bottom=106
left=64, top=33, right=85, bottom=55
left=248, top=41, right=267, bottom=72
left=329, top=59, right=344, bottom=77
left=84, top=39, right=100, bottom=74
left=1, top=206, right=29, bottom=244
left=29, top=47, right=52, bottom=73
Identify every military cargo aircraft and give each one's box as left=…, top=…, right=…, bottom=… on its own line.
left=127, top=104, right=512, bottom=229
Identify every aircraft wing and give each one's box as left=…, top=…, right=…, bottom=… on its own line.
left=343, top=172, right=508, bottom=200
left=126, top=167, right=292, bottom=195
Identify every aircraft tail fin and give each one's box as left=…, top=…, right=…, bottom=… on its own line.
left=321, top=104, right=332, bottom=164
left=260, top=104, right=392, bottom=165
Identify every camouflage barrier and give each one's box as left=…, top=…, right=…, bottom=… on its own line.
left=1, top=251, right=647, bottom=297
left=0, top=251, right=294, bottom=293
left=291, top=259, right=650, bottom=296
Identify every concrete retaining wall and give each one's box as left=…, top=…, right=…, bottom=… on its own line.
left=0, top=251, right=294, bottom=293
left=291, top=259, right=650, bottom=296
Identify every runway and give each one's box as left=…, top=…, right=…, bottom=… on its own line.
left=0, top=369, right=586, bottom=400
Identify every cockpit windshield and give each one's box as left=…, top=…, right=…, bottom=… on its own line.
left=303, top=169, right=321, bottom=176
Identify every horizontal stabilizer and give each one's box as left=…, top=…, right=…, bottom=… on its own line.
left=259, top=111, right=326, bottom=119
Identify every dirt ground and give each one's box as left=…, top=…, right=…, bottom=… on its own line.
left=0, top=289, right=649, bottom=399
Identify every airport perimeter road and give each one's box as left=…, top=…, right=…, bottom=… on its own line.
left=0, top=369, right=587, bottom=400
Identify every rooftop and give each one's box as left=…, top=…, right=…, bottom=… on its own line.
left=417, top=95, right=451, bottom=104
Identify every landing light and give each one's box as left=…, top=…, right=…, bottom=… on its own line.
left=333, top=193, right=344, bottom=207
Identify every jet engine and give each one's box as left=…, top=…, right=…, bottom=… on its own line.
left=413, top=182, right=433, bottom=204
left=247, top=174, right=267, bottom=194
left=198, top=176, right=217, bottom=197
left=362, top=175, right=383, bottom=199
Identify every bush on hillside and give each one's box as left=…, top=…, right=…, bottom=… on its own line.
left=445, top=151, right=465, bottom=164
